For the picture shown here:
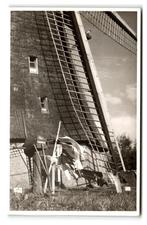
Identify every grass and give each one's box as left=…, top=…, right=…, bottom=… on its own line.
left=10, top=187, right=136, bottom=211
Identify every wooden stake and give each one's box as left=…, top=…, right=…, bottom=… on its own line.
left=108, top=172, right=122, bottom=193
left=56, top=144, right=62, bottom=185
left=51, top=163, right=56, bottom=194
left=113, top=174, right=122, bottom=193
left=33, top=152, right=42, bottom=194
left=42, top=144, right=51, bottom=191
left=33, top=144, right=48, bottom=175
left=42, top=144, right=48, bottom=171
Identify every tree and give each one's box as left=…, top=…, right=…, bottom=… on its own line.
left=117, top=134, right=136, bottom=170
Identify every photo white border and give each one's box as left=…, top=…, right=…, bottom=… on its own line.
left=2, top=0, right=147, bottom=223
left=7, top=6, right=141, bottom=217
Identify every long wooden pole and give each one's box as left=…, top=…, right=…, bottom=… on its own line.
left=42, top=144, right=48, bottom=170
left=56, top=144, right=62, bottom=185
left=33, top=152, right=42, bottom=194
left=22, top=112, right=28, bottom=139
left=34, top=144, right=52, bottom=194
left=44, top=121, right=62, bottom=193
left=51, top=163, right=56, bottom=195
left=42, top=144, right=51, bottom=190
left=33, top=144, right=48, bottom=175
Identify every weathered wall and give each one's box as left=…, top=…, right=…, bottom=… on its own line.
left=11, top=11, right=87, bottom=142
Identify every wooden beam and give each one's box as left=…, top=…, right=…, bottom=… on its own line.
left=107, top=12, right=137, bottom=40
left=33, top=152, right=42, bottom=194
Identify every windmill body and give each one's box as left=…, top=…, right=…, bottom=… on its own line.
left=10, top=11, right=136, bottom=192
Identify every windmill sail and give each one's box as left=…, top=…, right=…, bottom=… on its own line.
left=45, top=11, right=125, bottom=173
left=81, top=11, right=137, bottom=54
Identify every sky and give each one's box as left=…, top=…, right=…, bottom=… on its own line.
left=82, top=12, right=137, bottom=140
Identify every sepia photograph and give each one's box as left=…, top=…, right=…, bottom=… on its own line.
left=10, top=9, right=141, bottom=215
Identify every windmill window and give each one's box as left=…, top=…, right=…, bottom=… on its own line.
left=39, top=97, right=49, bottom=114
left=28, top=56, right=38, bottom=74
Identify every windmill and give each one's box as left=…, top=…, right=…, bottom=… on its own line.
left=10, top=11, right=137, bottom=194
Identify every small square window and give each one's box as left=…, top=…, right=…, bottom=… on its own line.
left=28, top=56, right=38, bottom=74
left=39, top=97, right=49, bottom=114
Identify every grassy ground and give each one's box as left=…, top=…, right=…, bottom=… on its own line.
left=10, top=187, right=136, bottom=211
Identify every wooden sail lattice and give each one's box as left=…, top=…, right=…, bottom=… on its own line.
left=80, top=11, right=137, bottom=54
left=45, top=11, right=125, bottom=174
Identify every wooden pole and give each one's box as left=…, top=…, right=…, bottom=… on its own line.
left=44, top=121, right=62, bottom=193
left=113, top=174, right=122, bottom=193
left=42, top=144, right=51, bottom=191
left=56, top=144, right=62, bottom=186
left=33, top=151, right=42, bottom=194
left=51, top=163, right=56, bottom=194
left=22, top=112, right=28, bottom=139
left=33, top=144, right=48, bottom=175
left=52, top=121, right=62, bottom=157
left=114, top=137, right=126, bottom=172
left=108, top=172, right=122, bottom=193
left=42, top=144, right=48, bottom=171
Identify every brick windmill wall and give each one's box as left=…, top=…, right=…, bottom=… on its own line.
left=11, top=11, right=85, bottom=141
